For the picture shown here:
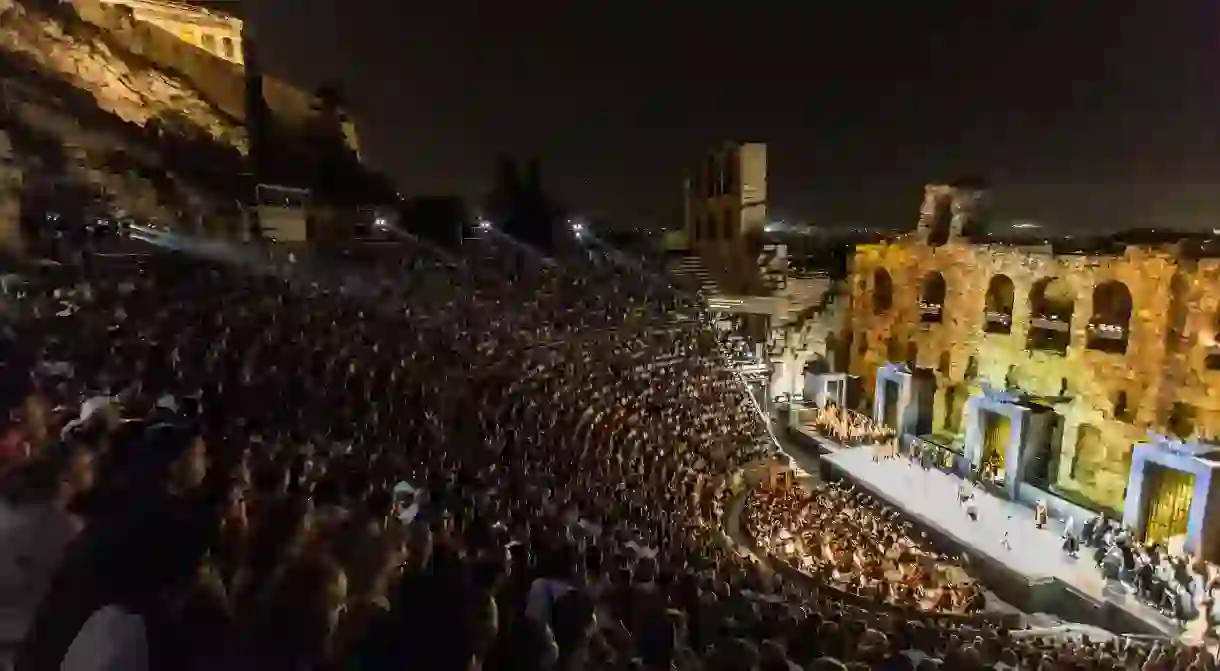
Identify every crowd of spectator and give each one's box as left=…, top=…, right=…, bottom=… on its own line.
left=0, top=231, right=1212, bottom=670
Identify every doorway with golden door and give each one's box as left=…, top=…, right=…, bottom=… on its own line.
left=1143, top=464, right=1193, bottom=549
left=980, top=410, right=1011, bottom=487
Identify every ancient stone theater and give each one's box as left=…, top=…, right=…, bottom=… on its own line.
left=836, top=181, right=1220, bottom=560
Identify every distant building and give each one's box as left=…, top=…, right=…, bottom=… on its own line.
left=76, top=0, right=360, bottom=157
left=96, top=0, right=244, bottom=64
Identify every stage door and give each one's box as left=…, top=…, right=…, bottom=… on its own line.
left=1144, top=464, right=1193, bottom=548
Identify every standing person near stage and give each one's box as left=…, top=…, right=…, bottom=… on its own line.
left=1061, top=516, right=1079, bottom=558
left=1034, top=499, right=1049, bottom=530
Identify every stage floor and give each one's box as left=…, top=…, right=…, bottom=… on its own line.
left=778, top=436, right=1185, bottom=638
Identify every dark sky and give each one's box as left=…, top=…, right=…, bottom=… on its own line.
left=249, top=2, right=1220, bottom=232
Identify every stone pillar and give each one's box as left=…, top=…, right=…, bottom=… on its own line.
left=916, top=184, right=952, bottom=242
left=950, top=186, right=986, bottom=238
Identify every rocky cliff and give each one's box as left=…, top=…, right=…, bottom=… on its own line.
left=0, top=0, right=254, bottom=245
left=0, top=0, right=245, bottom=149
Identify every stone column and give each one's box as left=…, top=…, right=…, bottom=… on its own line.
left=916, top=184, right=952, bottom=240
left=949, top=187, right=986, bottom=238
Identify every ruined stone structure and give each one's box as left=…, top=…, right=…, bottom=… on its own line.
left=680, top=142, right=850, bottom=406
left=849, top=182, right=1220, bottom=558
left=71, top=0, right=360, bottom=155
left=97, top=0, right=243, bottom=64
left=684, top=142, right=768, bottom=295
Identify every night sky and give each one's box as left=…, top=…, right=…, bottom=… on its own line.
left=249, top=2, right=1219, bottom=233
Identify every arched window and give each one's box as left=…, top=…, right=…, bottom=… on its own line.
left=1087, top=281, right=1132, bottom=354
left=873, top=269, right=893, bottom=314
left=983, top=275, right=1015, bottom=334
left=1071, top=424, right=1103, bottom=480
left=222, top=37, right=235, bottom=58
left=1027, top=277, right=1074, bottom=354
left=920, top=272, right=947, bottom=323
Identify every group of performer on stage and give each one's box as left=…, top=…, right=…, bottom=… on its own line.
left=746, top=481, right=986, bottom=615
left=808, top=402, right=897, bottom=450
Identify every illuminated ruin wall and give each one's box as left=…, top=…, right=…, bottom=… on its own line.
left=847, top=236, right=1220, bottom=512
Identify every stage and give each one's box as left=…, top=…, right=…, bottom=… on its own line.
left=779, top=429, right=1185, bottom=638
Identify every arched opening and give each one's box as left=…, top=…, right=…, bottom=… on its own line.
left=983, top=275, right=1015, bottom=334
left=920, top=272, right=947, bottom=323
left=1070, top=423, right=1103, bottom=481
left=1027, top=277, right=1074, bottom=354
left=943, top=385, right=967, bottom=434
left=1169, top=402, right=1197, bottom=440
left=1087, top=281, right=1133, bottom=354
left=873, top=269, right=893, bottom=314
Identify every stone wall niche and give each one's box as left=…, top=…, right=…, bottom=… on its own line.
left=872, top=269, right=893, bottom=314
left=873, top=363, right=935, bottom=442
left=1027, top=277, right=1074, bottom=355
left=920, top=272, right=946, bottom=324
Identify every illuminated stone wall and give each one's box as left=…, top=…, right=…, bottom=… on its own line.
left=847, top=208, right=1220, bottom=512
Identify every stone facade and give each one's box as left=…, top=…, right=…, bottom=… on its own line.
left=848, top=183, right=1220, bottom=513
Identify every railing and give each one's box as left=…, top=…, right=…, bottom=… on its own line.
left=1030, top=316, right=1071, bottom=332
left=1086, top=323, right=1126, bottom=341
left=919, top=302, right=943, bottom=321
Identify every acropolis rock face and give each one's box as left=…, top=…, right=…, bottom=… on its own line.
left=0, top=0, right=246, bottom=150
left=848, top=188, right=1220, bottom=513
